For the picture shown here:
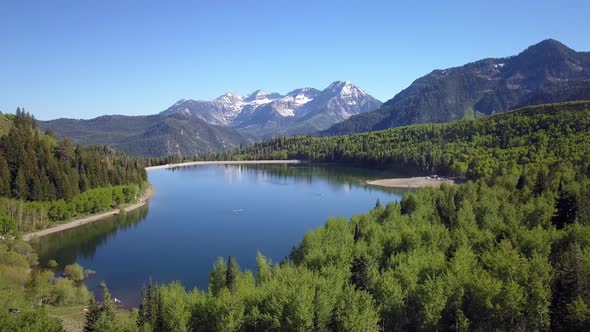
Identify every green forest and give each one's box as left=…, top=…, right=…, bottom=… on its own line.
left=0, top=109, right=147, bottom=235
left=184, top=101, right=590, bottom=181
left=0, top=110, right=148, bottom=330
left=129, top=102, right=590, bottom=331
left=3, top=102, right=590, bottom=331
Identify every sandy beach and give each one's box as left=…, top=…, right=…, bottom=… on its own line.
left=145, top=159, right=302, bottom=170
left=366, top=176, right=456, bottom=188
left=23, top=186, right=155, bottom=241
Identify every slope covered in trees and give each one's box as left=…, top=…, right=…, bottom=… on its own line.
left=105, top=101, right=590, bottom=331
left=38, top=111, right=253, bottom=157
left=322, top=39, right=590, bottom=136
left=205, top=101, right=590, bottom=181
left=0, top=109, right=147, bottom=235
left=0, top=110, right=148, bottom=331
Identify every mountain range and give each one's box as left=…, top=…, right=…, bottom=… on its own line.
left=39, top=39, right=590, bottom=157
left=39, top=113, right=252, bottom=157
left=322, top=39, right=590, bottom=135
left=160, top=81, right=382, bottom=138
left=39, top=81, right=381, bottom=156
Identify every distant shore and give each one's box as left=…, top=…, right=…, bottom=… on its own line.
left=23, top=186, right=155, bottom=241
left=23, top=163, right=451, bottom=240
left=23, top=160, right=302, bottom=240
left=145, top=159, right=302, bottom=170
left=366, top=176, right=457, bottom=188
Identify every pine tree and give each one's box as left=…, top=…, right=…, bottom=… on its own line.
left=226, top=256, right=240, bottom=293
left=533, top=170, right=548, bottom=197
left=255, top=251, right=271, bottom=285
left=83, top=297, right=101, bottom=332
left=350, top=254, right=371, bottom=292
left=0, top=156, right=10, bottom=196
left=14, top=168, right=27, bottom=200
left=154, top=290, right=165, bottom=331
left=516, top=173, right=527, bottom=190
left=375, top=198, right=382, bottom=209
left=353, top=223, right=361, bottom=243
left=209, top=257, right=227, bottom=296
left=100, top=282, right=116, bottom=322
left=552, top=182, right=578, bottom=229
left=137, top=286, right=147, bottom=328
left=551, top=243, right=590, bottom=330
left=147, top=279, right=159, bottom=328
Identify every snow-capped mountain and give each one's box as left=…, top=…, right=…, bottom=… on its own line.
left=160, top=81, right=382, bottom=138
left=243, top=89, right=283, bottom=103
left=160, top=92, right=246, bottom=126
left=242, top=88, right=322, bottom=120
left=296, top=81, right=382, bottom=120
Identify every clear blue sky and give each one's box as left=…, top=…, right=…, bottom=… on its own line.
left=1, top=1, right=589, bottom=120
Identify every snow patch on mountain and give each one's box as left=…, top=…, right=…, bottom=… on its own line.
left=160, top=82, right=381, bottom=130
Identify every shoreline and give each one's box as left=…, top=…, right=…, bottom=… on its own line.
left=22, top=163, right=452, bottom=240
left=366, top=176, right=457, bottom=188
left=23, top=186, right=156, bottom=241
left=23, top=160, right=300, bottom=240
left=145, top=159, right=302, bottom=170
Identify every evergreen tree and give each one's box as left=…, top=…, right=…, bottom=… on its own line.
left=553, top=182, right=579, bottom=229
left=516, top=173, right=527, bottom=190
left=350, top=254, right=371, bottom=292
left=154, top=290, right=165, bottom=332
left=353, top=223, right=361, bottom=243
left=534, top=170, right=548, bottom=197
left=83, top=297, right=101, bottom=332
left=14, top=168, right=27, bottom=200
left=551, top=243, right=590, bottom=330
left=0, top=156, right=10, bottom=196
left=401, top=193, right=419, bottom=215
left=375, top=198, right=382, bottom=209
left=209, top=257, right=227, bottom=296
left=83, top=283, right=118, bottom=331
left=226, top=256, right=240, bottom=293
left=146, top=278, right=159, bottom=328
left=255, top=251, right=271, bottom=285
left=137, top=286, right=147, bottom=328
left=100, top=283, right=116, bottom=321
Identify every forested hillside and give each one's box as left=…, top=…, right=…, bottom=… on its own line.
left=38, top=112, right=253, bottom=157
left=322, top=39, right=590, bottom=136
left=117, top=101, right=590, bottom=331
left=204, top=101, right=590, bottom=180
left=0, top=109, right=147, bottom=235
left=0, top=110, right=149, bottom=330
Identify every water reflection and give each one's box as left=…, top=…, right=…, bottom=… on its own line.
left=33, top=164, right=406, bottom=305
left=35, top=207, right=149, bottom=269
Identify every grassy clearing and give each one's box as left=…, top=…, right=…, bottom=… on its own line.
left=47, top=304, right=135, bottom=332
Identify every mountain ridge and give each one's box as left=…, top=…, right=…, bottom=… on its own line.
left=38, top=80, right=380, bottom=156
left=38, top=113, right=253, bottom=157
left=161, top=81, right=382, bottom=138
left=322, top=39, right=590, bottom=136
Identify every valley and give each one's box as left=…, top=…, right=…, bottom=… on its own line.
left=2, top=17, right=590, bottom=329
left=39, top=81, right=382, bottom=157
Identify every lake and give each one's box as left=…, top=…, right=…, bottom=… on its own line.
left=34, top=163, right=407, bottom=306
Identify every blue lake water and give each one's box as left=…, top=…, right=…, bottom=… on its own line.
left=34, top=164, right=406, bottom=305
